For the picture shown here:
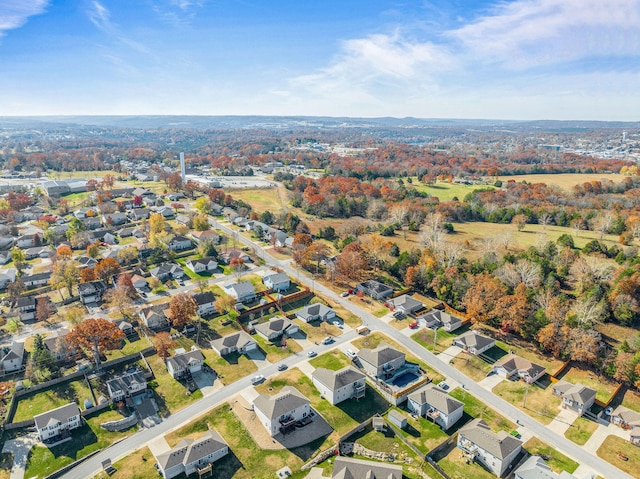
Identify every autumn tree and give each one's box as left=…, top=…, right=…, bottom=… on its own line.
left=56, top=244, right=72, bottom=260
left=149, top=213, right=167, bottom=235
left=50, top=260, right=79, bottom=299
left=168, top=293, right=198, bottom=329
left=9, top=246, right=26, bottom=272
left=214, top=295, right=236, bottom=315
left=95, top=257, right=121, bottom=284
left=66, top=318, right=125, bottom=368
left=193, top=214, right=209, bottom=231
left=35, top=297, right=53, bottom=324
left=491, top=283, right=530, bottom=335
left=306, top=241, right=331, bottom=273
left=117, top=246, right=138, bottom=265
left=462, top=273, right=507, bottom=325
left=194, top=197, right=211, bottom=214
left=86, top=243, right=100, bottom=259
left=80, top=268, right=96, bottom=283
left=166, top=172, right=183, bottom=191
left=333, top=242, right=369, bottom=282
left=511, top=214, right=528, bottom=232
left=104, top=282, right=134, bottom=318
left=153, top=332, right=176, bottom=359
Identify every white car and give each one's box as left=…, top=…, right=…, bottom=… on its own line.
left=346, top=349, right=356, bottom=358
left=307, top=351, right=317, bottom=358
left=340, top=292, right=349, bottom=297
left=333, top=320, right=343, bottom=329
left=251, top=375, right=265, bottom=385
left=321, top=336, right=334, bottom=345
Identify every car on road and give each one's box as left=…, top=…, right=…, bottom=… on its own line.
left=139, top=291, right=147, bottom=298
left=340, top=292, right=349, bottom=297
left=277, top=363, right=288, bottom=371
left=307, top=351, right=317, bottom=358
left=177, top=280, right=185, bottom=286
left=321, top=336, right=334, bottom=345
left=251, top=375, right=265, bottom=385
left=437, top=381, right=449, bottom=390
left=346, top=349, right=356, bottom=358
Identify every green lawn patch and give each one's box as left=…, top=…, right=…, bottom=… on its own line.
left=106, top=446, right=155, bottom=479
left=200, top=348, right=257, bottom=384
left=565, top=416, right=599, bottom=445
left=146, top=354, right=203, bottom=414
left=14, top=379, right=94, bottom=422
left=309, top=349, right=352, bottom=371
left=555, top=365, right=619, bottom=403
left=451, top=353, right=493, bottom=382
left=390, top=407, right=449, bottom=455
left=492, top=378, right=561, bottom=425
left=251, top=333, right=302, bottom=363
left=449, top=388, right=515, bottom=433
left=412, top=327, right=462, bottom=353
left=438, top=446, right=497, bottom=479
left=524, top=437, right=579, bottom=473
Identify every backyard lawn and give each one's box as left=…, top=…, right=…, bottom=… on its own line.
left=565, top=416, right=599, bottom=445
left=390, top=407, right=450, bottom=455
left=145, top=354, right=203, bottom=414
left=449, top=388, right=515, bottom=433
left=555, top=365, right=619, bottom=403
left=101, top=446, right=155, bottom=479
left=619, top=388, right=640, bottom=412
left=13, top=379, right=94, bottom=422
left=523, top=438, right=579, bottom=474
left=492, top=378, right=561, bottom=425
left=597, top=435, right=640, bottom=478
left=437, top=446, right=497, bottom=479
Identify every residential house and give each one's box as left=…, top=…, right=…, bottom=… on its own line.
left=128, top=208, right=150, bottom=221
left=552, top=381, right=596, bottom=415
left=387, top=294, right=424, bottom=314
left=262, top=272, right=290, bottom=292
left=210, top=331, right=257, bottom=357
left=149, top=263, right=184, bottom=281
left=78, top=281, right=107, bottom=305
left=233, top=216, right=249, bottom=227
left=253, top=386, right=311, bottom=437
left=175, top=214, right=191, bottom=226
left=193, top=291, right=216, bottom=317
left=74, top=207, right=95, bottom=219
left=254, top=317, right=299, bottom=342
left=0, top=237, right=14, bottom=252
left=331, top=457, right=402, bottom=479
left=0, top=342, right=24, bottom=373
left=22, top=271, right=51, bottom=288
left=0, top=251, right=10, bottom=265
left=81, top=217, right=102, bottom=230
left=407, top=383, right=464, bottom=430
left=312, top=367, right=366, bottom=405
left=453, top=331, right=495, bottom=355
left=139, top=304, right=170, bottom=331
left=219, top=249, right=251, bottom=265
left=130, top=274, right=148, bottom=290
left=357, top=343, right=406, bottom=379
left=186, top=257, right=218, bottom=274
left=102, top=212, right=128, bottom=226
left=24, top=246, right=49, bottom=260
left=0, top=268, right=16, bottom=289
left=296, top=303, right=336, bottom=323
left=222, top=281, right=256, bottom=303
left=168, top=235, right=192, bottom=252
left=34, top=403, right=82, bottom=442
left=355, top=280, right=394, bottom=300
left=16, top=233, right=43, bottom=249
left=132, top=187, right=152, bottom=197
left=457, top=418, right=523, bottom=477
left=117, top=320, right=134, bottom=336
left=77, top=256, right=98, bottom=269
left=492, top=354, right=546, bottom=383
left=514, top=455, right=578, bottom=479
left=44, top=329, right=79, bottom=363
left=190, top=230, right=220, bottom=244
left=157, top=206, right=175, bottom=219
left=117, top=227, right=136, bottom=238
left=16, top=296, right=37, bottom=321
left=155, top=430, right=229, bottom=479
left=440, top=311, right=463, bottom=332
left=610, top=405, right=640, bottom=431
left=167, top=192, right=185, bottom=201
left=91, top=230, right=116, bottom=245
left=106, top=370, right=147, bottom=402
left=166, top=347, right=205, bottom=379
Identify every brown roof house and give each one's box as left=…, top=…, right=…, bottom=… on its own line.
left=491, top=354, right=546, bottom=383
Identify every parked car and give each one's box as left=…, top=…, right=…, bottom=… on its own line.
left=346, top=349, right=356, bottom=358
left=437, top=381, right=449, bottom=390
left=340, top=292, right=349, bottom=297
left=277, top=363, right=288, bottom=371
left=333, top=320, right=343, bottom=329
left=251, top=375, right=265, bottom=385
left=307, top=351, right=317, bottom=358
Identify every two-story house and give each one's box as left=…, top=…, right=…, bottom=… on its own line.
left=492, top=354, right=546, bottom=383
left=78, top=280, right=108, bottom=305
left=155, top=430, right=229, bottom=479
left=312, top=367, right=366, bottom=405
left=262, top=272, right=290, bottom=292
left=0, top=342, right=24, bottom=373
left=193, top=292, right=216, bottom=317
left=357, top=343, right=406, bottom=379
left=168, top=235, right=193, bottom=252
left=106, top=370, right=147, bottom=402
left=457, top=418, right=523, bottom=477
left=552, top=380, right=597, bottom=415
left=166, top=348, right=204, bottom=380
left=222, top=281, right=256, bottom=303
left=253, top=386, right=311, bottom=437
left=139, top=304, right=170, bottom=331
left=331, top=457, right=402, bottom=479
left=34, top=403, right=82, bottom=442
left=407, top=383, right=464, bottom=430
left=16, top=296, right=37, bottom=322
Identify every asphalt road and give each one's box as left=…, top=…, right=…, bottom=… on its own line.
left=63, top=219, right=630, bottom=479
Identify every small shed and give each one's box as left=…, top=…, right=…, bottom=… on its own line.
left=372, top=414, right=386, bottom=432
left=388, top=410, right=407, bottom=430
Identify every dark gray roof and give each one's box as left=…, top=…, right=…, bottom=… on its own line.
left=455, top=331, right=495, bottom=350
left=187, top=256, right=217, bottom=267
left=494, top=354, right=545, bottom=380
left=16, top=296, right=36, bottom=308
left=166, top=349, right=204, bottom=371
left=312, top=367, right=365, bottom=392
left=331, top=456, right=403, bottom=479
left=253, top=386, right=309, bottom=420
left=33, top=403, right=80, bottom=430
left=78, top=280, right=107, bottom=296
left=210, top=331, right=255, bottom=352
left=254, top=317, right=295, bottom=337
left=357, top=343, right=405, bottom=367
left=553, top=380, right=596, bottom=403
left=297, top=303, right=334, bottom=320
left=389, top=294, right=423, bottom=311
left=0, top=342, right=24, bottom=362
left=106, top=370, right=146, bottom=394
left=408, top=383, right=463, bottom=414
left=357, top=280, right=393, bottom=294
left=459, top=418, right=522, bottom=460
left=193, top=291, right=215, bottom=305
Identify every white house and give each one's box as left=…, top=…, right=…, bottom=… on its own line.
left=16, top=233, right=43, bottom=249
left=222, top=281, right=256, bottom=303
left=16, top=296, right=37, bottom=322
left=296, top=303, right=336, bottom=323
left=312, top=367, right=366, bottom=405
left=552, top=381, right=597, bottom=415
left=253, top=317, right=299, bottom=342
left=457, top=418, right=523, bottom=477
left=193, top=292, right=216, bottom=317
left=106, top=370, right=147, bottom=402
left=131, top=274, right=148, bottom=290
left=262, top=272, right=290, bottom=292
left=186, top=257, right=218, bottom=274
left=150, top=263, right=184, bottom=281
left=210, top=331, right=257, bottom=357
left=514, top=455, right=578, bottom=479
left=357, top=343, right=406, bottom=379
left=407, top=383, right=464, bottom=430
left=139, top=304, right=170, bottom=331
left=166, top=348, right=204, bottom=379
left=34, top=403, right=82, bottom=441
left=387, top=294, right=424, bottom=314
left=0, top=342, right=24, bottom=373
left=453, top=331, right=495, bottom=355
left=253, top=386, right=311, bottom=437
left=155, top=430, right=229, bottom=479
left=168, top=235, right=192, bottom=252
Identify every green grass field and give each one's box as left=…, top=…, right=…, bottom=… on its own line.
left=524, top=437, right=579, bottom=474
left=226, top=188, right=284, bottom=213
left=497, top=173, right=629, bottom=191
left=411, top=180, right=494, bottom=201
left=449, top=388, right=515, bottom=433
left=13, top=379, right=94, bottom=422
left=597, top=435, right=640, bottom=478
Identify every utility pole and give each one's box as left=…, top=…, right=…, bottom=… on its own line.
left=432, top=325, right=439, bottom=351
left=523, top=379, right=530, bottom=408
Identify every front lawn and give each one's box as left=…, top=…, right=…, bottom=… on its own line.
left=251, top=333, right=302, bottom=362
left=104, top=446, right=155, bottom=479
left=565, top=416, right=599, bottom=445
left=596, top=435, right=640, bottom=478
left=451, top=353, right=492, bottom=381
left=200, top=348, right=257, bottom=384
left=309, top=349, right=352, bottom=371
left=524, top=437, right=579, bottom=474
left=294, top=318, right=341, bottom=344
left=412, top=327, right=463, bottom=353
left=449, top=388, right=515, bottom=433
left=13, top=379, right=94, bottom=422
left=145, top=354, right=203, bottom=414
left=492, top=378, right=561, bottom=425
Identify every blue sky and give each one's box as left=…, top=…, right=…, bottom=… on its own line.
left=0, top=0, right=639, bottom=120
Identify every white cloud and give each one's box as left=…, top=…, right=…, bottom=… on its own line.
left=87, top=0, right=110, bottom=31
left=0, top=0, right=48, bottom=37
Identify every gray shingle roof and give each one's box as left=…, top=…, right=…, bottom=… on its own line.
left=454, top=331, right=495, bottom=350
left=357, top=343, right=405, bottom=367
left=166, top=349, right=204, bottom=371
left=408, top=383, right=463, bottom=415
left=312, top=367, right=365, bottom=392
left=210, top=331, right=254, bottom=352
left=553, top=380, right=596, bottom=403
left=459, top=418, right=522, bottom=460
left=33, top=403, right=80, bottom=431
left=254, top=317, right=295, bottom=337
left=331, top=456, right=403, bottom=479
left=253, top=386, right=309, bottom=420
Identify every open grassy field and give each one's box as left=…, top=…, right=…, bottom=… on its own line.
left=47, top=170, right=117, bottom=179
left=226, top=187, right=284, bottom=213
left=565, top=415, right=599, bottom=445
left=556, top=364, right=619, bottom=403
left=309, top=349, right=352, bottom=370
left=524, top=437, right=579, bottom=474
left=13, top=379, right=94, bottom=422
left=102, top=446, right=154, bottom=479
left=294, top=318, right=341, bottom=343
left=597, top=435, right=640, bottom=478
left=449, top=388, right=515, bottom=433
left=497, top=173, right=629, bottom=191
left=412, top=325, right=468, bottom=353
left=251, top=333, right=302, bottom=362
left=411, top=180, right=494, bottom=201
left=492, top=378, right=561, bottom=425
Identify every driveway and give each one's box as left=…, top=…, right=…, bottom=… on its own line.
left=436, top=345, right=463, bottom=365
left=547, top=407, right=579, bottom=435
left=1, top=433, right=38, bottom=479
left=246, top=348, right=271, bottom=367
left=477, top=372, right=504, bottom=390
left=192, top=370, right=223, bottom=397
